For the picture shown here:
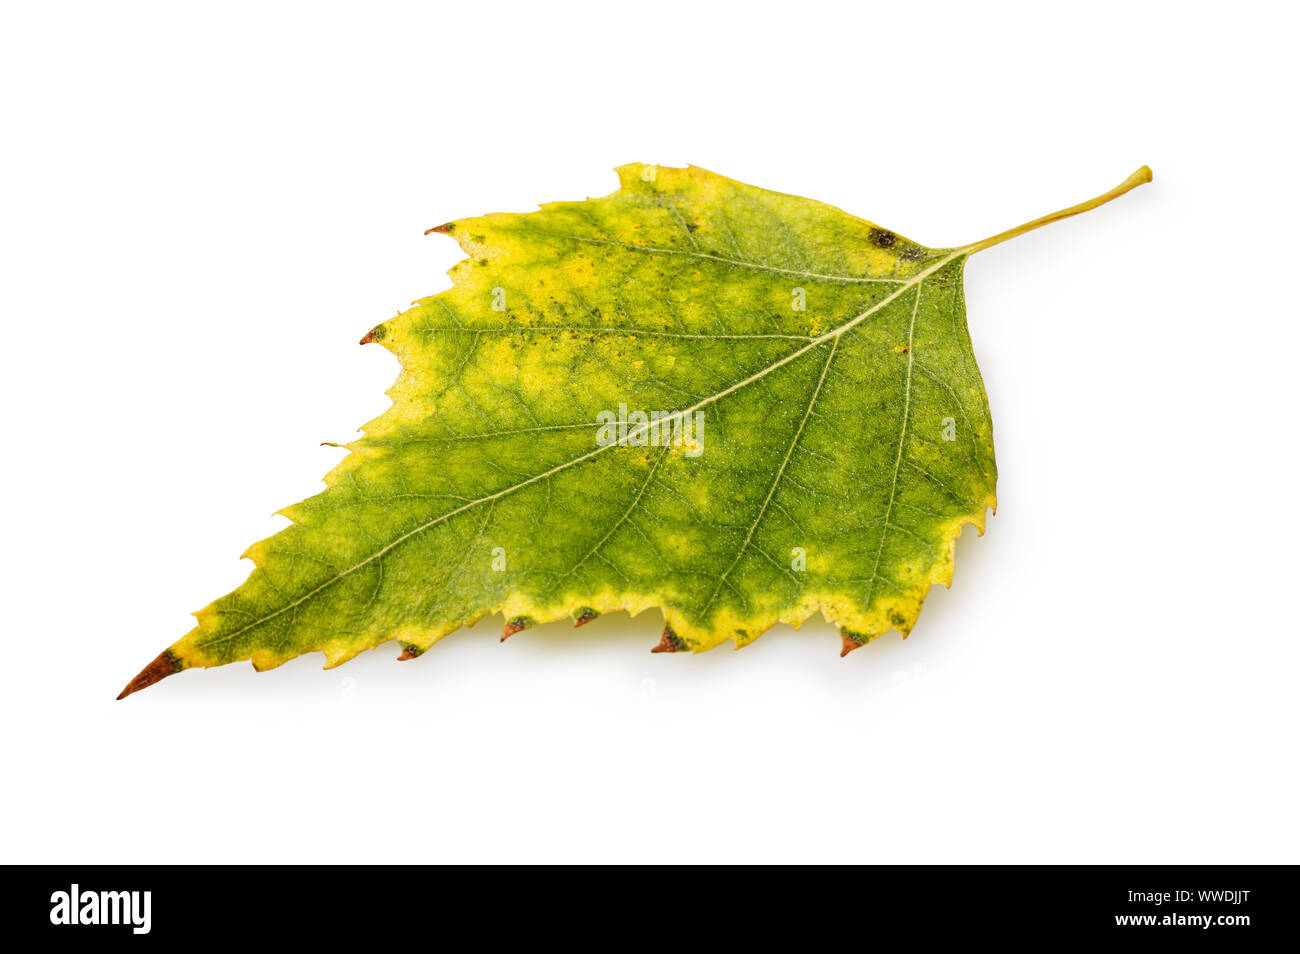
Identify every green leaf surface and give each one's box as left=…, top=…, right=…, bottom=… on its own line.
left=120, top=163, right=1150, bottom=697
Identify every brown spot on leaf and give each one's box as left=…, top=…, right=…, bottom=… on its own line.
left=869, top=228, right=897, bottom=249
left=116, top=650, right=181, bottom=700
left=839, top=631, right=867, bottom=658
left=573, top=607, right=600, bottom=628
left=397, top=642, right=425, bottom=661
left=501, top=616, right=534, bottom=642
left=651, top=626, right=687, bottom=653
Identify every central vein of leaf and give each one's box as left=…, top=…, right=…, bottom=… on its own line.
left=203, top=249, right=965, bottom=648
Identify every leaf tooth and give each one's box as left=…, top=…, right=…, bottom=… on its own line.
left=396, top=641, right=425, bottom=661
left=651, top=625, right=687, bottom=654
left=501, top=615, right=535, bottom=642
left=839, top=629, right=870, bottom=658
left=116, top=650, right=181, bottom=700
left=572, top=607, right=600, bottom=628
left=423, top=223, right=452, bottom=235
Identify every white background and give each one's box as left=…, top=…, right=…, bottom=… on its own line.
left=2, top=1, right=1297, bottom=864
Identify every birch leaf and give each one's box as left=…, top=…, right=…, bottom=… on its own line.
left=119, top=164, right=1150, bottom=697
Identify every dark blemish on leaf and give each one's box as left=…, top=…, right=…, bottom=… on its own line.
left=501, top=615, right=535, bottom=642
left=477, top=258, right=489, bottom=267
left=869, top=228, right=897, bottom=248
left=899, top=246, right=925, bottom=262
left=889, top=610, right=907, bottom=627
left=397, top=642, right=425, bottom=661
left=686, top=222, right=698, bottom=233
left=573, top=607, right=600, bottom=627
left=651, top=625, right=686, bottom=653
left=116, top=649, right=181, bottom=700
left=839, top=629, right=868, bottom=658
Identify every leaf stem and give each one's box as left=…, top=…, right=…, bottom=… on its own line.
left=961, top=165, right=1152, bottom=255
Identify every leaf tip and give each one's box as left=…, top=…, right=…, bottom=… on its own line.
left=397, top=641, right=425, bottom=661
left=424, top=223, right=452, bottom=235
left=116, top=650, right=181, bottom=700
